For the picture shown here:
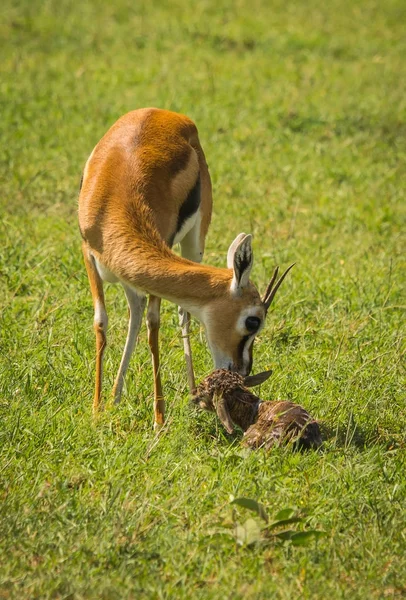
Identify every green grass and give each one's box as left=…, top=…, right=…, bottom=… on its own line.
left=1, top=0, right=405, bottom=598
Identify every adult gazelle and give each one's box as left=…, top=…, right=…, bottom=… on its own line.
left=78, top=108, right=293, bottom=427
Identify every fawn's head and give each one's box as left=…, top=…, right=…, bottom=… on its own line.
left=191, top=368, right=273, bottom=434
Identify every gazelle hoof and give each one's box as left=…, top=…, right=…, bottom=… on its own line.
left=153, top=421, right=164, bottom=432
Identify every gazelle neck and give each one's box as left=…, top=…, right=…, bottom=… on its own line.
left=97, top=241, right=232, bottom=318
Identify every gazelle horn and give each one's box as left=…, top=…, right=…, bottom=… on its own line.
left=262, top=263, right=295, bottom=312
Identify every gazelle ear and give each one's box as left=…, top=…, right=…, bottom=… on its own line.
left=227, top=233, right=247, bottom=268
left=244, top=369, right=273, bottom=388
left=227, top=233, right=253, bottom=293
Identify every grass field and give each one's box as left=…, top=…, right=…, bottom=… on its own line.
left=1, top=0, right=405, bottom=598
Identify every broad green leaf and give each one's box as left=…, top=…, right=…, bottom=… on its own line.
left=274, top=508, right=295, bottom=521
left=267, top=517, right=303, bottom=530
left=231, top=497, right=268, bottom=522
left=274, top=530, right=296, bottom=541
left=235, top=518, right=262, bottom=546
left=290, top=531, right=326, bottom=546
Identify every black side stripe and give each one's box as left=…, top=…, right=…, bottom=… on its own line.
left=168, top=176, right=201, bottom=247
left=176, top=176, right=201, bottom=234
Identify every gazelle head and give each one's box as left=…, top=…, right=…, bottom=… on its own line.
left=202, top=233, right=294, bottom=377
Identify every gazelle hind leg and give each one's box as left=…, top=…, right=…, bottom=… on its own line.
left=146, top=295, right=165, bottom=429
left=82, top=243, right=108, bottom=414
left=179, top=225, right=204, bottom=392
left=112, top=285, right=147, bottom=404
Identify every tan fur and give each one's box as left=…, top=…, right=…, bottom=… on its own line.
left=78, top=108, right=281, bottom=424
left=170, top=151, right=199, bottom=208
left=79, top=108, right=223, bottom=307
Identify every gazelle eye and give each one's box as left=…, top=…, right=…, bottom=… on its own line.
left=245, top=316, right=261, bottom=333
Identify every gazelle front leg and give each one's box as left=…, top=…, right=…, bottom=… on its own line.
left=178, top=308, right=196, bottom=391
left=146, top=295, right=165, bottom=428
left=81, top=243, right=108, bottom=414
left=112, top=285, right=147, bottom=404
left=179, top=227, right=204, bottom=392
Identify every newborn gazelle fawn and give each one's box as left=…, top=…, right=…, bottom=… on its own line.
left=192, top=369, right=322, bottom=449
left=78, top=108, right=294, bottom=427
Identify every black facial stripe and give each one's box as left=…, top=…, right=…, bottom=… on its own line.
left=238, top=334, right=250, bottom=354
left=237, top=334, right=254, bottom=374
left=247, top=342, right=254, bottom=374
left=237, top=334, right=252, bottom=365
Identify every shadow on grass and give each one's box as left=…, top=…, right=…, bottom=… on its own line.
left=317, top=422, right=364, bottom=450
left=317, top=422, right=400, bottom=451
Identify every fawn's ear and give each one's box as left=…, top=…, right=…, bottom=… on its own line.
left=244, top=369, right=273, bottom=388
left=214, top=392, right=235, bottom=434
left=227, top=233, right=253, bottom=294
